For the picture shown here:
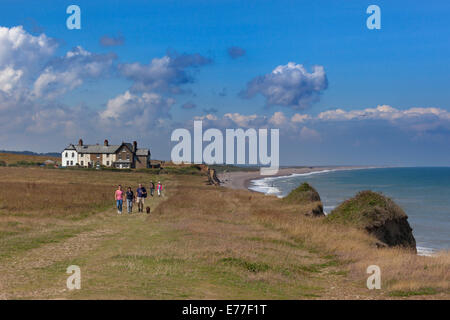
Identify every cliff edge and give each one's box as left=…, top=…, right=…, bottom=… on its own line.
left=327, top=191, right=416, bottom=251
left=283, top=182, right=324, bottom=217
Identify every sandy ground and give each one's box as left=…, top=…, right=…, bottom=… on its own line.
left=218, top=166, right=370, bottom=191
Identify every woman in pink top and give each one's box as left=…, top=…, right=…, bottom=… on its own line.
left=156, top=181, right=163, bottom=197
left=115, top=185, right=124, bottom=214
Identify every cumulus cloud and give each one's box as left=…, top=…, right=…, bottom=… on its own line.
left=0, top=66, right=23, bottom=93
left=240, top=62, right=328, bottom=109
left=119, top=52, right=212, bottom=94
left=269, top=111, right=288, bottom=126
left=99, top=90, right=174, bottom=129
left=194, top=114, right=218, bottom=121
left=227, top=46, right=245, bottom=59
left=0, top=26, right=57, bottom=99
left=0, top=26, right=120, bottom=144
left=318, top=105, right=450, bottom=122
left=33, top=46, right=116, bottom=99
left=0, top=25, right=57, bottom=73
left=99, top=33, right=125, bottom=47
left=196, top=112, right=268, bottom=129
left=291, top=113, right=311, bottom=123
left=189, top=105, right=450, bottom=141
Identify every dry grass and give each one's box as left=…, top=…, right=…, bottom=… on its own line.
left=243, top=190, right=450, bottom=297
left=154, top=177, right=449, bottom=298
left=0, top=152, right=59, bottom=165
left=0, top=162, right=448, bottom=299
left=0, top=181, right=111, bottom=218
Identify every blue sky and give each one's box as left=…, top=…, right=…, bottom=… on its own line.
left=0, top=0, right=449, bottom=165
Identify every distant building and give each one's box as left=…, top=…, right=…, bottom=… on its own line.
left=62, top=139, right=150, bottom=169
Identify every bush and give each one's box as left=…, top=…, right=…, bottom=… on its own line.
left=326, top=190, right=406, bottom=227
left=283, top=182, right=321, bottom=204
left=7, top=160, right=42, bottom=167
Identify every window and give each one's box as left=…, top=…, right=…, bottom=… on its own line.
left=106, top=161, right=110, bottom=166
left=72, top=152, right=75, bottom=158
left=70, top=161, right=73, bottom=165
left=81, top=161, right=84, bottom=166
left=65, top=152, right=68, bottom=157
left=66, top=161, right=69, bottom=166
left=96, top=154, right=100, bottom=158
left=118, top=154, right=121, bottom=160
left=126, top=154, right=130, bottom=160
left=106, top=154, right=110, bottom=158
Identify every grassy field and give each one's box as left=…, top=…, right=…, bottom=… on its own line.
left=0, top=152, right=59, bottom=165
left=0, top=163, right=448, bottom=299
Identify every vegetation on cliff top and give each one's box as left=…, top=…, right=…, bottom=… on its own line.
left=283, top=182, right=321, bottom=204
left=326, top=190, right=407, bottom=227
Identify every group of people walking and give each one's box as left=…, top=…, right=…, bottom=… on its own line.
left=114, top=181, right=163, bottom=214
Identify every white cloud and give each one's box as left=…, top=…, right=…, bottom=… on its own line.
left=0, top=66, right=23, bottom=93
left=188, top=105, right=450, bottom=141
left=318, top=105, right=450, bottom=123
left=241, top=62, right=328, bottom=109
left=0, top=25, right=56, bottom=72
left=0, top=26, right=57, bottom=99
left=194, top=114, right=218, bottom=121
left=269, top=111, right=288, bottom=126
left=100, top=90, right=174, bottom=129
left=33, top=46, right=116, bottom=99
left=223, top=113, right=262, bottom=127
left=119, top=52, right=211, bottom=94
left=291, top=113, right=310, bottom=123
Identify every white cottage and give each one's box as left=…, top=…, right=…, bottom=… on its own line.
left=61, top=144, right=78, bottom=167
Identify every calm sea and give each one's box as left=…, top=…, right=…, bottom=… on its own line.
left=249, top=167, right=450, bottom=255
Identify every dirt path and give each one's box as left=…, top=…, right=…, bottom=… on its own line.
left=0, top=195, right=166, bottom=299
left=0, top=175, right=391, bottom=299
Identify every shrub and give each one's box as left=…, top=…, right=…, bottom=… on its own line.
left=326, top=190, right=406, bottom=227
left=283, top=182, right=321, bottom=204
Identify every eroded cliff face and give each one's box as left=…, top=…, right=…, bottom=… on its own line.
left=207, top=167, right=221, bottom=186
left=328, top=190, right=416, bottom=252
left=365, top=215, right=417, bottom=250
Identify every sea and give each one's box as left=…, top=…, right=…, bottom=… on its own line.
left=249, top=167, right=450, bottom=256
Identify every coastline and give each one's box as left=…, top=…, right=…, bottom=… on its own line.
left=219, top=166, right=445, bottom=257
left=218, top=166, right=373, bottom=191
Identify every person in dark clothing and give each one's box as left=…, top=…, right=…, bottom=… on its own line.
left=149, top=181, right=155, bottom=197
left=136, top=184, right=147, bottom=213
left=126, top=187, right=134, bottom=213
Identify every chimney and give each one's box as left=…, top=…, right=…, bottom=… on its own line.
left=104, top=139, right=109, bottom=146
left=133, top=141, right=137, bottom=152
left=78, top=139, right=83, bottom=146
